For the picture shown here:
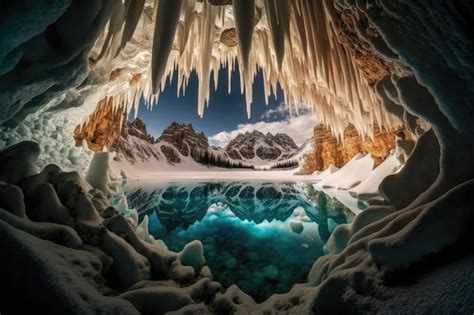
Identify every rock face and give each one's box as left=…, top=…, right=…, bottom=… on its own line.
left=158, top=122, right=209, bottom=163
left=113, top=121, right=209, bottom=165
left=73, top=97, right=124, bottom=152
left=113, top=118, right=161, bottom=164
left=125, top=119, right=155, bottom=143
left=302, top=124, right=410, bottom=173
left=225, top=130, right=299, bottom=161
left=334, top=11, right=395, bottom=87
left=160, top=145, right=181, bottom=164
left=220, top=28, right=238, bottom=47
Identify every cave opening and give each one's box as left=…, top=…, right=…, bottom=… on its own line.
left=0, top=1, right=473, bottom=314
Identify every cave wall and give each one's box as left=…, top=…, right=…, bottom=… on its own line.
left=0, top=0, right=115, bottom=126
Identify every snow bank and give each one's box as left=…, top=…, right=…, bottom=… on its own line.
left=0, top=220, right=138, bottom=314
left=319, top=154, right=374, bottom=189
left=349, top=155, right=402, bottom=200
left=0, top=141, right=224, bottom=313
left=86, top=152, right=119, bottom=197
left=313, top=164, right=339, bottom=181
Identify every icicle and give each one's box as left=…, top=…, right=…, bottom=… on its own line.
left=233, top=0, right=255, bottom=72
left=151, top=0, right=184, bottom=93
left=87, top=0, right=400, bottom=142
left=179, top=0, right=196, bottom=56
left=120, top=0, right=145, bottom=49
left=197, top=1, right=217, bottom=116
left=97, top=0, right=126, bottom=60
left=264, top=0, right=286, bottom=70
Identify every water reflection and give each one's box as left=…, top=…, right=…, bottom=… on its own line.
left=124, top=181, right=355, bottom=302
left=126, top=182, right=352, bottom=230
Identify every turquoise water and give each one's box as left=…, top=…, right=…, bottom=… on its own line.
left=125, top=181, right=353, bottom=302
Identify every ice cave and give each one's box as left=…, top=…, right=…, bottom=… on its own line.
left=0, top=1, right=473, bottom=314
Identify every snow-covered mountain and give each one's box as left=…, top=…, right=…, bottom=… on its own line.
left=112, top=120, right=305, bottom=172
left=112, top=119, right=205, bottom=170
left=224, top=130, right=300, bottom=166
left=157, top=122, right=209, bottom=163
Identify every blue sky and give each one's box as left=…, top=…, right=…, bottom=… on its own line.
left=132, top=65, right=317, bottom=147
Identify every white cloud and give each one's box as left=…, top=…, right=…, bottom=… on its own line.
left=260, top=102, right=312, bottom=120
left=210, top=104, right=318, bottom=147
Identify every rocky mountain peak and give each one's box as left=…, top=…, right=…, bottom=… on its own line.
left=124, top=118, right=155, bottom=143
left=225, top=130, right=299, bottom=161
left=158, top=122, right=209, bottom=161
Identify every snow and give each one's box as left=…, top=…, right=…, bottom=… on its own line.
left=349, top=154, right=403, bottom=200
left=0, top=220, right=139, bottom=315
left=86, top=152, right=119, bottom=197
left=179, top=240, right=206, bottom=273
left=313, top=164, right=339, bottom=181
left=116, top=169, right=319, bottom=183
left=119, top=286, right=192, bottom=315
left=0, top=112, right=93, bottom=175
left=318, top=154, right=375, bottom=190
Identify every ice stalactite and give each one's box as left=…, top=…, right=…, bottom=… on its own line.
left=84, top=0, right=398, bottom=140
left=233, top=0, right=255, bottom=72
left=197, top=2, right=218, bottom=117
left=233, top=0, right=255, bottom=117
left=97, top=0, right=126, bottom=60
left=264, top=0, right=288, bottom=71
left=151, top=0, right=184, bottom=94
left=121, top=0, right=146, bottom=50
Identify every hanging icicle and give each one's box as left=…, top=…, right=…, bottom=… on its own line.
left=89, top=0, right=400, bottom=141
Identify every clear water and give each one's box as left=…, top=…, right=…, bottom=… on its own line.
left=124, top=181, right=354, bottom=302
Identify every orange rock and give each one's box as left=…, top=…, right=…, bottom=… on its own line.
left=73, top=97, right=125, bottom=152
left=335, top=11, right=392, bottom=87
left=220, top=28, right=238, bottom=47
left=109, top=68, right=124, bottom=81
left=129, top=73, right=142, bottom=86
left=302, top=124, right=410, bottom=173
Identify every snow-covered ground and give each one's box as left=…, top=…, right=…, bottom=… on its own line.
left=121, top=169, right=318, bottom=183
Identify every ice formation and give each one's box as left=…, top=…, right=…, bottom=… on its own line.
left=1, top=0, right=474, bottom=313
left=80, top=0, right=401, bottom=140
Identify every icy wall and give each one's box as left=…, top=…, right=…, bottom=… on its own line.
left=0, top=109, right=93, bottom=174
left=0, top=0, right=114, bottom=126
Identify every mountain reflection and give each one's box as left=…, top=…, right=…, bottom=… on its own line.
left=125, top=182, right=353, bottom=239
